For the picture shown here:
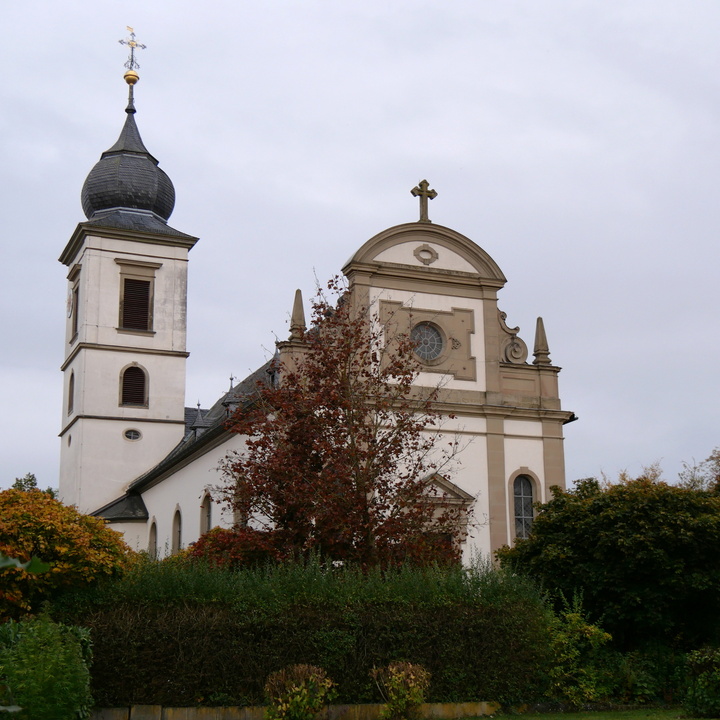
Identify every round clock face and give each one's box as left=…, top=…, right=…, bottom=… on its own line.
left=66, top=288, right=74, bottom=318
left=411, top=322, right=444, bottom=362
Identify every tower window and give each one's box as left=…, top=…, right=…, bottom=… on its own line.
left=121, top=366, right=147, bottom=406
left=67, top=372, right=75, bottom=415
left=67, top=263, right=81, bottom=343
left=71, top=284, right=80, bottom=338
left=513, top=475, right=534, bottom=540
left=121, top=278, right=152, bottom=331
left=115, top=259, right=161, bottom=334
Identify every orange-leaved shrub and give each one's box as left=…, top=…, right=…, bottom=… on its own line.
left=0, top=488, right=131, bottom=618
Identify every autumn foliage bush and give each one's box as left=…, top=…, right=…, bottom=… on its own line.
left=264, top=664, right=336, bottom=720
left=371, top=662, right=431, bottom=720
left=0, top=489, right=131, bottom=618
left=188, top=526, right=283, bottom=568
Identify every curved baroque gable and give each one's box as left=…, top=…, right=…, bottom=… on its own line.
left=343, top=222, right=507, bottom=287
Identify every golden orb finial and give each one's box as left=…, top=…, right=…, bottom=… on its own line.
left=124, top=69, right=140, bottom=86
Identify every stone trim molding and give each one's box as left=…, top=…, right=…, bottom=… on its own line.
left=61, top=343, right=190, bottom=371
left=380, top=300, right=476, bottom=381
left=60, top=414, right=185, bottom=437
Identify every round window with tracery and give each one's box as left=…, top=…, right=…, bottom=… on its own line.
left=411, top=322, right=444, bottom=362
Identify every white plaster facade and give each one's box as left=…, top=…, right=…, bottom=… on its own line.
left=59, top=226, right=196, bottom=515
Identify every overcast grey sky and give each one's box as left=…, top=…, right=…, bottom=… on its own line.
left=3, top=1, right=719, bottom=491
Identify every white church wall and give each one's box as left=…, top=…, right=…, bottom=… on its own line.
left=60, top=418, right=186, bottom=514
left=504, top=420, right=543, bottom=438
left=447, top=423, right=492, bottom=562
left=73, top=349, right=186, bottom=420
left=137, top=434, right=246, bottom=556
left=412, top=415, right=492, bottom=561
left=77, top=236, right=190, bottom=352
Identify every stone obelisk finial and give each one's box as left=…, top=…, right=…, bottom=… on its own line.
left=533, top=317, right=551, bottom=365
left=289, top=289, right=306, bottom=341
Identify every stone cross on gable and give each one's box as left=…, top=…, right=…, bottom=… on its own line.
left=411, top=180, right=437, bottom=223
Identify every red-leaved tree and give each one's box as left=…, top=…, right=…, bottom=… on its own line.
left=221, top=279, right=464, bottom=568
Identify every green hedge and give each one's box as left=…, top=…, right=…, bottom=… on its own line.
left=0, top=613, right=93, bottom=719
left=53, top=559, right=555, bottom=708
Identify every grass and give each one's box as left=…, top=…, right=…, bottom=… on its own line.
left=492, top=709, right=684, bottom=719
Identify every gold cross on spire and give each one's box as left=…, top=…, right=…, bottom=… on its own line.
left=119, top=26, right=147, bottom=70
left=411, top=180, right=437, bottom=223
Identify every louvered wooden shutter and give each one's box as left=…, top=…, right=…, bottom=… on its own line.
left=122, top=366, right=146, bottom=406
left=122, top=279, right=151, bottom=330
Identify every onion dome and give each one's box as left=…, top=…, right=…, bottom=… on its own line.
left=81, top=71, right=175, bottom=223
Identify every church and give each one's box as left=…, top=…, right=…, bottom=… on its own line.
left=58, top=60, right=576, bottom=561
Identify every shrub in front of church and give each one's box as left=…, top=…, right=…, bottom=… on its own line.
left=371, top=662, right=431, bottom=720
left=264, top=664, right=336, bottom=720
left=0, top=613, right=93, bottom=719
left=496, top=476, right=720, bottom=651
left=545, top=598, right=614, bottom=708
left=188, top=526, right=283, bottom=568
left=53, top=559, right=556, bottom=708
left=0, top=488, right=131, bottom=619
left=684, top=648, right=720, bottom=718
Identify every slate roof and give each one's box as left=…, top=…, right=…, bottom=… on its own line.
left=92, top=492, right=149, bottom=522
left=81, top=92, right=176, bottom=225
left=82, top=209, right=195, bottom=240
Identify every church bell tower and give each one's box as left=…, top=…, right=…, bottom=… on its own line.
left=58, top=33, right=198, bottom=513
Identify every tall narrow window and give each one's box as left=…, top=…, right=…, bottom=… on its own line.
left=71, top=284, right=80, bottom=337
left=115, top=259, right=161, bottom=333
left=121, top=366, right=147, bottom=406
left=200, top=494, right=212, bottom=535
left=121, top=278, right=151, bottom=330
left=67, top=372, right=75, bottom=415
left=513, top=475, right=534, bottom=540
left=148, top=522, right=158, bottom=560
left=172, top=510, right=182, bottom=554
left=67, top=263, right=81, bottom=343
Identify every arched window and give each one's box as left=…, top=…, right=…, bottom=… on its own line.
left=67, top=372, right=75, bottom=415
left=148, top=522, right=157, bottom=560
left=200, top=494, right=213, bottom=535
left=171, top=509, right=182, bottom=554
left=513, top=475, right=534, bottom=539
left=121, top=366, right=147, bottom=406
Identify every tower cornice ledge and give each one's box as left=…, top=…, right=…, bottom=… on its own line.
left=60, top=219, right=199, bottom=266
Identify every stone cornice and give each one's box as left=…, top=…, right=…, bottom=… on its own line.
left=59, top=414, right=185, bottom=437
left=61, top=342, right=189, bottom=371
left=60, top=222, right=199, bottom=266
left=347, top=262, right=505, bottom=298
